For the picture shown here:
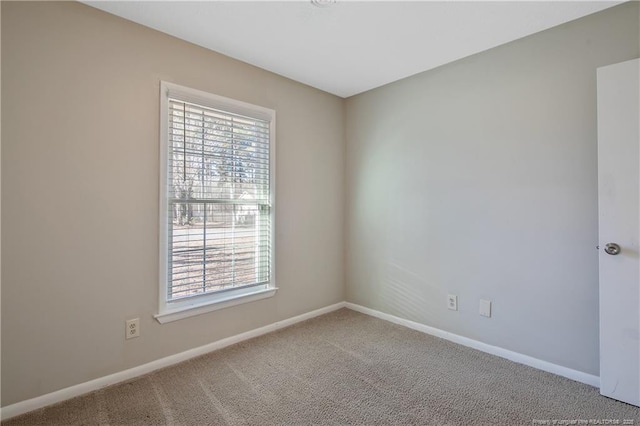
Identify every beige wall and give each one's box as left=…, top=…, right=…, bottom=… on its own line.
left=1, top=1, right=345, bottom=406
left=345, top=2, right=639, bottom=376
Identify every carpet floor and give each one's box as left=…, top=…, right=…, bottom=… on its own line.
left=4, top=308, right=640, bottom=425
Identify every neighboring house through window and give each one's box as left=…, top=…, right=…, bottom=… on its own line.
left=156, top=82, right=276, bottom=323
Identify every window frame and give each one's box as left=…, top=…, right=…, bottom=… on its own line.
left=156, top=81, right=277, bottom=324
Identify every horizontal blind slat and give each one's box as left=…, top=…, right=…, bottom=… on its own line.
left=166, top=96, right=272, bottom=302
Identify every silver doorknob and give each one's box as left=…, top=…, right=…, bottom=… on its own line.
left=604, top=243, right=621, bottom=255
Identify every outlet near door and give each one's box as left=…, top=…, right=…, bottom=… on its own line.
left=479, top=299, right=491, bottom=318
left=447, top=295, right=458, bottom=311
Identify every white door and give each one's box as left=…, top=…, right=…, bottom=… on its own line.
left=597, top=58, right=640, bottom=407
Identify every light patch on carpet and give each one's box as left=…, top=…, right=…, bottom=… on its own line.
left=94, top=390, right=109, bottom=426
left=149, top=374, right=176, bottom=425
left=196, top=376, right=239, bottom=426
left=322, top=338, right=373, bottom=364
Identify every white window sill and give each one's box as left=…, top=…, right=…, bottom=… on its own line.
left=155, top=287, right=278, bottom=324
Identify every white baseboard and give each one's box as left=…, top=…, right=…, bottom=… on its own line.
left=1, top=300, right=600, bottom=421
left=0, top=301, right=347, bottom=421
left=345, top=302, right=600, bottom=388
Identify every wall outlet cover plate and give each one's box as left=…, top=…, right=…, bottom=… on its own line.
left=479, top=299, right=491, bottom=318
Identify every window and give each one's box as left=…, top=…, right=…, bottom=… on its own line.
left=156, top=82, right=276, bottom=323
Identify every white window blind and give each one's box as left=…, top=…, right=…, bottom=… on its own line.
left=158, top=83, right=275, bottom=320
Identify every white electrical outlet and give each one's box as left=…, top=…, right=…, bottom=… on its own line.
left=479, top=299, right=491, bottom=318
left=126, top=318, right=140, bottom=339
left=447, top=294, right=458, bottom=311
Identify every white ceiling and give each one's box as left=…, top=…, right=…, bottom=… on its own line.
left=84, top=1, right=622, bottom=98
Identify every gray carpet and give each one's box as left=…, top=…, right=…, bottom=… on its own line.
left=4, top=308, right=640, bottom=425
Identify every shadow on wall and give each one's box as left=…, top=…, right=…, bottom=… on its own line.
left=382, top=261, right=438, bottom=324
